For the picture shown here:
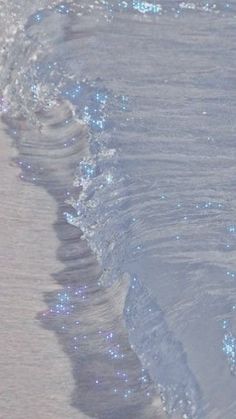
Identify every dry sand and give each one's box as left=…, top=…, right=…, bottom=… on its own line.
left=0, top=126, right=89, bottom=419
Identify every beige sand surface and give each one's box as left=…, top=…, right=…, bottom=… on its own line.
left=0, top=127, right=89, bottom=419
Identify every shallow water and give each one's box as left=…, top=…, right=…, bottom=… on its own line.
left=1, top=1, right=236, bottom=418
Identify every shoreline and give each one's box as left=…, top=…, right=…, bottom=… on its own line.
left=0, top=125, right=89, bottom=419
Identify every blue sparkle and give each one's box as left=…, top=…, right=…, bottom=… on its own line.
left=223, top=332, right=236, bottom=373
left=228, top=225, right=236, bottom=233
left=132, top=1, right=162, bottom=14
left=56, top=3, right=70, bottom=14
left=80, top=161, right=97, bottom=179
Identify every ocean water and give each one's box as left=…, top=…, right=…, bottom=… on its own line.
left=1, top=1, right=236, bottom=418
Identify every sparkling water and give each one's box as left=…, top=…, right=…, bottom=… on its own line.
left=1, top=1, right=236, bottom=418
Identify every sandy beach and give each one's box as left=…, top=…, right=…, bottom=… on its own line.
left=0, top=125, right=89, bottom=419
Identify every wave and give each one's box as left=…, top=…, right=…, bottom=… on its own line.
left=3, top=0, right=235, bottom=417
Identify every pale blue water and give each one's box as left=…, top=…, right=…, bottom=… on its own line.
left=1, top=1, right=236, bottom=418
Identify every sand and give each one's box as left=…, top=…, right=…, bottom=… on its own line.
left=0, top=126, right=90, bottom=419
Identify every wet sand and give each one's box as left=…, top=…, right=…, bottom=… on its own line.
left=0, top=122, right=166, bottom=419
left=0, top=125, right=89, bottom=419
